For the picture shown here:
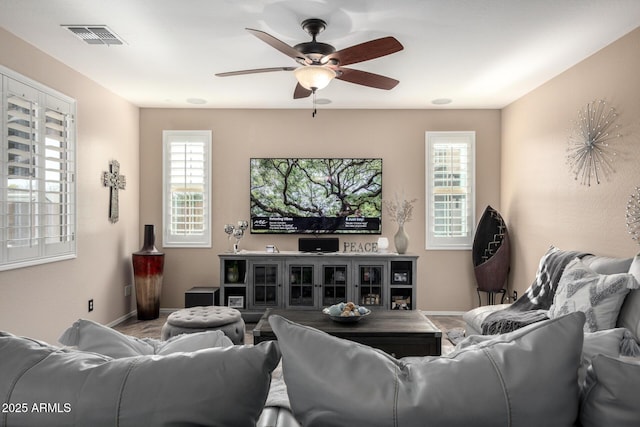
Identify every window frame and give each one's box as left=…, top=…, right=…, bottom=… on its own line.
left=0, top=65, right=77, bottom=271
left=425, top=131, right=476, bottom=250
left=162, top=130, right=212, bottom=248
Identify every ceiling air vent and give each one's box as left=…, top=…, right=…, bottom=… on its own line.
left=63, top=25, right=124, bottom=45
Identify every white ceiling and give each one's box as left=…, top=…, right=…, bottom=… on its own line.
left=1, top=0, right=639, bottom=109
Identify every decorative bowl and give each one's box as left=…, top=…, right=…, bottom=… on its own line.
left=322, top=303, right=371, bottom=323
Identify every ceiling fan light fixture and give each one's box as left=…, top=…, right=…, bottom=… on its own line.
left=294, top=65, right=336, bottom=91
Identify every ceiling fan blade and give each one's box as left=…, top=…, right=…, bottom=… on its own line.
left=293, top=83, right=312, bottom=99
left=336, top=68, right=399, bottom=90
left=215, top=67, right=296, bottom=77
left=325, top=36, right=403, bottom=67
left=246, top=28, right=309, bottom=64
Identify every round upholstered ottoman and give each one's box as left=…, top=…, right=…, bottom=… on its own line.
left=161, top=306, right=245, bottom=344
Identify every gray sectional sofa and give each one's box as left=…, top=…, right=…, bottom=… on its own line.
left=1, top=247, right=639, bottom=426
left=4, top=310, right=638, bottom=426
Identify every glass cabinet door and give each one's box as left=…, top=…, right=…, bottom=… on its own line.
left=288, top=264, right=315, bottom=307
left=252, top=263, right=279, bottom=308
left=322, top=265, right=348, bottom=306
left=357, top=264, right=384, bottom=308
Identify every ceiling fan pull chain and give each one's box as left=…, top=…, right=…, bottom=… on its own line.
left=312, top=88, right=317, bottom=117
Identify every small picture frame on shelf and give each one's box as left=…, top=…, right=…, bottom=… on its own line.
left=227, top=296, right=244, bottom=308
left=392, top=296, right=411, bottom=310
left=393, top=271, right=409, bottom=283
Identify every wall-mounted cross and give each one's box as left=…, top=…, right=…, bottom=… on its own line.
left=103, top=160, right=126, bottom=223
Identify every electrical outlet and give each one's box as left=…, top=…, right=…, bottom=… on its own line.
left=88, top=299, right=94, bottom=312
left=124, top=285, right=132, bottom=297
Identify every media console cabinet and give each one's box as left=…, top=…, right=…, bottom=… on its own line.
left=219, top=251, right=418, bottom=322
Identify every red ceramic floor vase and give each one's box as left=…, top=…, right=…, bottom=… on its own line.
left=132, top=225, right=165, bottom=320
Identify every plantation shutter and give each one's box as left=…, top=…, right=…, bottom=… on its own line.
left=2, top=71, right=76, bottom=270
left=426, top=131, right=475, bottom=249
left=162, top=130, right=212, bottom=248
left=6, top=88, right=38, bottom=258
left=42, top=95, right=75, bottom=253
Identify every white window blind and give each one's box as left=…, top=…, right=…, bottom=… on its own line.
left=1, top=67, right=76, bottom=270
left=162, top=130, right=212, bottom=248
left=425, top=131, right=475, bottom=250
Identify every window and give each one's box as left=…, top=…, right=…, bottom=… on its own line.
left=1, top=66, right=76, bottom=271
left=162, top=130, right=212, bottom=248
left=425, top=131, right=475, bottom=250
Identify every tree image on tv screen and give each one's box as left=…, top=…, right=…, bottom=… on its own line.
left=250, top=158, right=382, bottom=233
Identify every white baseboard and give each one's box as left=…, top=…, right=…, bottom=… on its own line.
left=106, top=311, right=136, bottom=328
left=421, top=310, right=466, bottom=316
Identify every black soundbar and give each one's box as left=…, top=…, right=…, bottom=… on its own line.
left=298, top=237, right=339, bottom=253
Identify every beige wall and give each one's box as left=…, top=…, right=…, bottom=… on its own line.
left=0, top=29, right=140, bottom=343
left=140, top=108, right=501, bottom=313
left=502, top=27, right=640, bottom=296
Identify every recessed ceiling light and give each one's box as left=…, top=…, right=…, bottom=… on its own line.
left=315, top=98, right=332, bottom=105
left=431, top=98, right=452, bottom=105
left=186, top=98, right=207, bottom=105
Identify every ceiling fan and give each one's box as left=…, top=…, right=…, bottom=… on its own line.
left=215, top=18, right=404, bottom=100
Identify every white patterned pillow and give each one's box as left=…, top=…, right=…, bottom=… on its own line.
left=549, top=258, right=639, bottom=332
left=617, top=252, right=640, bottom=341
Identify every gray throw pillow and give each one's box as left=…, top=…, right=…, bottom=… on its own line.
left=0, top=331, right=280, bottom=426
left=269, top=312, right=585, bottom=427
left=58, top=318, right=232, bottom=358
left=549, top=258, right=638, bottom=332
left=580, top=354, right=640, bottom=427
left=579, top=328, right=626, bottom=385
left=582, top=255, right=633, bottom=275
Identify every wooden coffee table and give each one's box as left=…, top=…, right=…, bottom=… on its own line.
left=253, top=309, right=442, bottom=357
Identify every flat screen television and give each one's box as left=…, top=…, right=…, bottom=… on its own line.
left=250, top=158, right=382, bottom=234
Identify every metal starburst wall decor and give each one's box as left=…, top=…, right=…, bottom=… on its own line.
left=626, top=187, right=640, bottom=244
left=567, top=100, right=622, bottom=186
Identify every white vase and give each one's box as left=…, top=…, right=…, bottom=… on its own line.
left=394, top=225, right=409, bottom=254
